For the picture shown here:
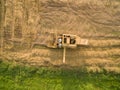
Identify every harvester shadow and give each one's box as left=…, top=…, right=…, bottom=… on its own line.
left=49, top=47, right=86, bottom=67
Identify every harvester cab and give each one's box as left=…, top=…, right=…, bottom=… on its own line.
left=57, top=34, right=77, bottom=48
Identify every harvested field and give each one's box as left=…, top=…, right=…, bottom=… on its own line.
left=0, top=0, right=120, bottom=73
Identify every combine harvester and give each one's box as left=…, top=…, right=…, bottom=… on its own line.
left=32, top=33, right=88, bottom=63
left=8, top=32, right=88, bottom=63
